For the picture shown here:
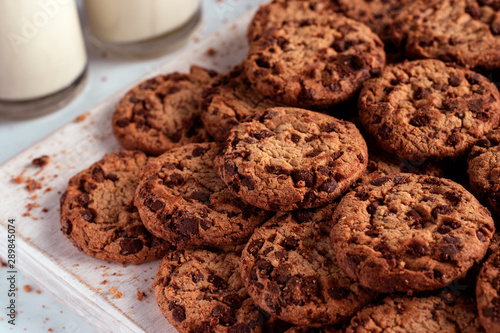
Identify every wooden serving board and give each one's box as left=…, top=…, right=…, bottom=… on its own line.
left=0, top=11, right=253, bottom=333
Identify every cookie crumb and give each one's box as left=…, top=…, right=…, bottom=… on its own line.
left=109, top=286, right=117, bottom=295
left=115, top=291, right=123, bottom=299
left=11, top=176, right=23, bottom=184
left=35, top=289, right=41, bottom=294
left=75, top=113, right=88, bottom=122
left=23, top=285, right=32, bottom=292
left=25, top=178, right=42, bottom=193
left=137, top=290, right=146, bottom=301
left=206, top=48, right=217, bottom=56
left=101, top=76, right=107, bottom=82
left=32, top=155, right=50, bottom=168
left=101, top=280, right=108, bottom=285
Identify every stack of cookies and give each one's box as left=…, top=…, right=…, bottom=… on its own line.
left=60, top=1, right=500, bottom=332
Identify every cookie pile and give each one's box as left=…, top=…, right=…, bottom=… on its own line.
left=60, top=1, right=500, bottom=332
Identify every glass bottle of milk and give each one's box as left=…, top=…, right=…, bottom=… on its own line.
left=83, top=0, right=201, bottom=58
left=0, top=0, right=88, bottom=117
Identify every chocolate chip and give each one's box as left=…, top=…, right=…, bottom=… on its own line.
left=492, top=22, right=500, bottom=35
left=406, top=209, right=424, bottom=227
left=437, top=220, right=460, bottom=234
left=465, top=4, right=481, bottom=19
left=321, top=122, right=339, bottom=133
left=294, top=211, right=312, bottom=224
left=190, top=191, right=211, bottom=203
left=80, top=210, right=93, bottom=222
left=208, top=274, right=227, bottom=289
left=319, top=179, right=337, bottom=193
left=357, top=153, right=364, bottom=163
left=483, top=307, right=499, bottom=318
left=116, top=118, right=130, bottom=128
left=241, top=176, right=256, bottom=190
left=413, top=87, right=432, bottom=99
left=148, top=200, right=165, bottom=212
left=178, top=216, right=200, bottom=235
left=252, top=129, right=274, bottom=140
left=256, top=258, right=273, bottom=273
left=328, top=287, right=350, bottom=300
left=256, top=55, right=271, bottom=68
left=224, top=161, right=237, bottom=176
left=448, top=75, right=462, bottom=87
left=228, top=323, right=251, bottom=333
left=366, top=201, right=380, bottom=215
left=439, top=235, right=462, bottom=260
left=212, top=304, right=235, bottom=326
left=192, top=271, right=204, bottom=283
left=378, top=124, right=392, bottom=140
left=410, top=114, right=431, bottom=127
left=61, top=219, right=72, bottom=235
left=78, top=193, right=90, bottom=206
left=120, top=238, right=143, bottom=255
left=247, top=239, right=265, bottom=257
left=192, top=146, right=208, bottom=157
left=476, top=230, right=487, bottom=242
left=370, top=176, right=390, bottom=186
left=106, top=173, right=118, bottom=181
left=167, top=173, right=184, bottom=186
left=407, top=241, right=429, bottom=257
left=299, top=87, right=316, bottom=100
left=292, top=169, right=314, bottom=187
left=222, top=295, right=242, bottom=309
left=445, top=191, right=461, bottom=205
left=432, top=205, right=452, bottom=218
left=169, top=302, right=186, bottom=322
left=393, top=176, right=407, bottom=184
left=447, top=131, right=462, bottom=146
left=280, top=236, right=299, bottom=250
left=356, top=190, right=370, bottom=201
left=476, top=138, right=492, bottom=148
left=91, top=167, right=105, bottom=182
left=290, top=133, right=301, bottom=143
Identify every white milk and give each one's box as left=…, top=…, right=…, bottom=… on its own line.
left=0, top=0, right=87, bottom=101
left=84, top=0, right=201, bottom=44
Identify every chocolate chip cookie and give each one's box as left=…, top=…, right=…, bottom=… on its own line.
left=59, top=151, right=171, bottom=264
left=215, top=107, right=368, bottom=211
left=330, top=173, right=495, bottom=293
left=346, top=295, right=482, bottom=332
left=359, top=59, right=500, bottom=161
left=134, top=142, right=271, bottom=248
left=389, top=0, right=500, bottom=70
left=240, top=203, right=377, bottom=327
left=153, top=248, right=265, bottom=333
left=468, top=129, right=500, bottom=217
left=476, top=250, right=500, bottom=333
left=245, top=9, right=385, bottom=108
left=112, top=66, right=219, bottom=156
left=201, top=64, right=282, bottom=142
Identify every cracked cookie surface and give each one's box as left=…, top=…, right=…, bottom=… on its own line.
left=389, top=0, right=500, bottom=70
left=153, top=248, right=264, bottom=333
left=201, top=64, right=282, bottom=142
left=135, top=142, right=271, bottom=248
left=468, top=129, right=500, bottom=217
left=245, top=5, right=385, bottom=109
left=359, top=59, right=500, bottom=161
left=215, top=107, right=368, bottom=211
left=240, top=203, right=376, bottom=327
left=476, top=250, right=500, bottom=333
left=59, top=151, right=171, bottom=264
left=112, top=66, right=218, bottom=156
left=330, top=173, right=495, bottom=293
left=346, top=295, right=482, bottom=333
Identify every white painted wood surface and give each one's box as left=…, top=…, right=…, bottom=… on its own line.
left=0, top=11, right=253, bottom=333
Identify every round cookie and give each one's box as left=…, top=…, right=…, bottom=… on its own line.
left=389, top=0, right=500, bottom=70
left=201, top=64, right=282, bottom=142
left=59, top=151, right=171, bottom=264
left=153, top=248, right=265, bottom=333
left=346, top=295, right=482, bottom=333
left=112, top=66, right=218, bottom=156
left=468, top=129, right=500, bottom=217
left=477, top=250, right=500, bottom=333
left=359, top=59, right=500, bottom=161
left=330, top=173, right=495, bottom=293
left=215, top=107, right=368, bottom=211
left=240, top=203, right=377, bottom=327
left=245, top=9, right=385, bottom=109
left=134, top=142, right=272, bottom=248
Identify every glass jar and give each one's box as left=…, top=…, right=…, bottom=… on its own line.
left=83, top=0, right=202, bottom=58
left=0, top=0, right=88, bottom=118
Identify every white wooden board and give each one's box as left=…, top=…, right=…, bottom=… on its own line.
left=0, top=11, right=254, bottom=333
